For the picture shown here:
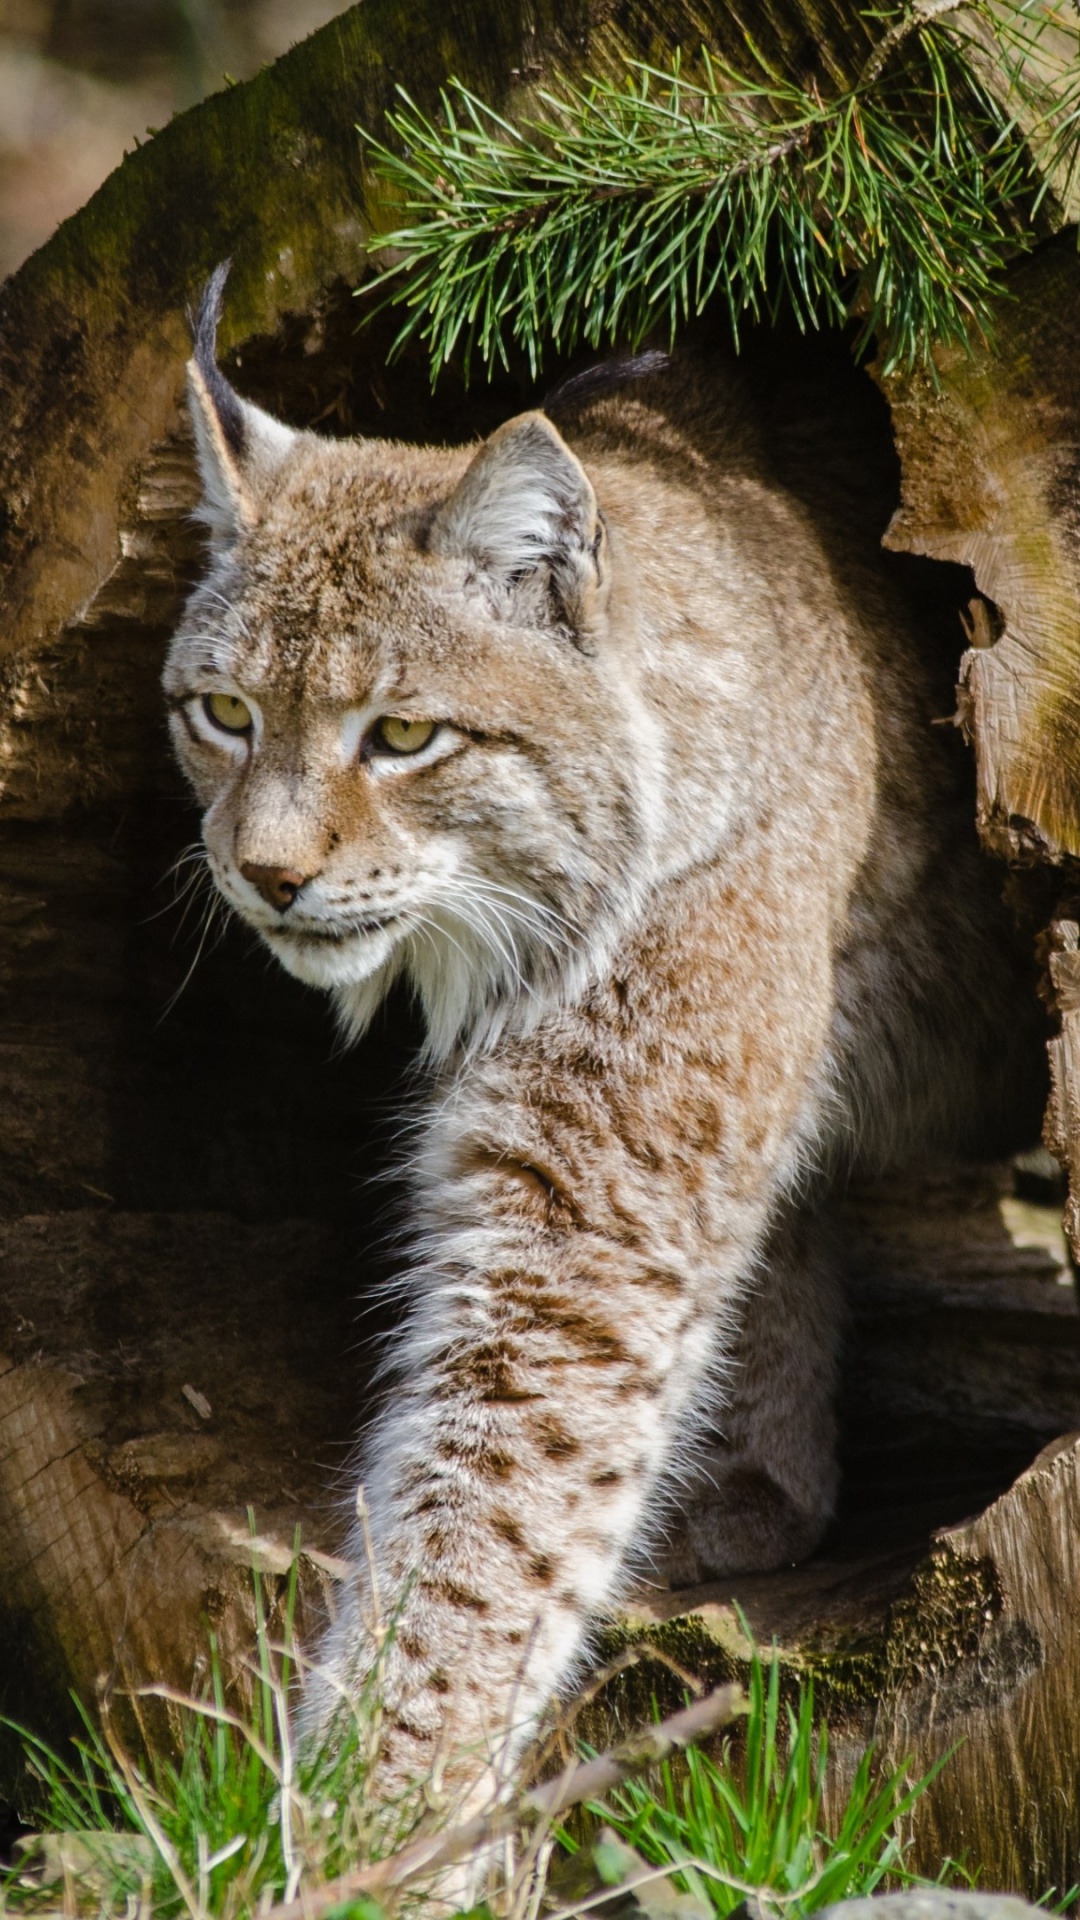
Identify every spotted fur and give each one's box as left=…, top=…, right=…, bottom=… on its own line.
left=164, top=272, right=1044, bottom=1812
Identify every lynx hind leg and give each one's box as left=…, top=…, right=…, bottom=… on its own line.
left=658, top=1208, right=842, bottom=1586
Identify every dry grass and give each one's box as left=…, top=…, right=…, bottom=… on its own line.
left=1, top=1559, right=968, bottom=1920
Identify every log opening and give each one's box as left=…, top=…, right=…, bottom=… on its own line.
left=2, top=0, right=1080, bottom=1880
left=1, top=297, right=1069, bottom=1765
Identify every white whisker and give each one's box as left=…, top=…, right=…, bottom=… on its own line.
left=157, top=882, right=229, bottom=1022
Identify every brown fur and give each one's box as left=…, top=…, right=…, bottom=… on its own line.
left=165, top=282, right=1044, bottom=1819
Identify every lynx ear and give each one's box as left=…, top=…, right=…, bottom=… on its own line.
left=431, top=412, right=606, bottom=630
left=186, top=262, right=297, bottom=546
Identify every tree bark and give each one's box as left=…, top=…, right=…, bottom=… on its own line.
left=874, top=241, right=1080, bottom=1267
left=2, top=0, right=1080, bottom=1896
left=592, top=1161, right=1080, bottom=1895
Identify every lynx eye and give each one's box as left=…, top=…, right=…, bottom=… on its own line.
left=204, top=692, right=253, bottom=734
left=375, top=716, right=436, bottom=755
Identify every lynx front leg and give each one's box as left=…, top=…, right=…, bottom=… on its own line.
left=306, top=1130, right=766, bottom=1812
left=660, top=1207, right=842, bottom=1585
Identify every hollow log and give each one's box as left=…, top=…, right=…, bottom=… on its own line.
left=3, top=0, right=1080, bottom=1894
left=874, top=243, right=1080, bottom=1270
left=598, top=1161, right=1080, bottom=1894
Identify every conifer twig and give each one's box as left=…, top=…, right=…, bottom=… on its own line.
left=858, top=0, right=966, bottom=87
left=357, top=0, right=1080, bottom=382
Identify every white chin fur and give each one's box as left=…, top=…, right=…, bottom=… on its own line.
left=259, top=900, right=594, bottom=1066
left=260, top=922, right=399, bottom=990
left=263, top=903, right=601, bottom=1065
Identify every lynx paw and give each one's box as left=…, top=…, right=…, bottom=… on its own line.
left=656, top=1464, right=832, bottom=1589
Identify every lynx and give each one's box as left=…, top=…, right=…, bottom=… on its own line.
left=165, top=266, right=1043, bottom=1807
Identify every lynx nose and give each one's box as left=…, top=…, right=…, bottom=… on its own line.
left=240, top=862, right=310, bottom=912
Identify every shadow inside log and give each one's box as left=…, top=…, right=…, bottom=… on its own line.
left=1, top=292, right=1076, bottom=1896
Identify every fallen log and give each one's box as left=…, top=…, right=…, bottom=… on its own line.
left=2, top=0, right=1080, bottom=1898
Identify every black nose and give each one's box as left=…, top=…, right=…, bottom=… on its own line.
left=240, top=863, right=309, bottom=912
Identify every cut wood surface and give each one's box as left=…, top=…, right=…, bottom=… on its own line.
left=0, top=1208, right=357, bottom=1752
left=877, top=241, right=1080, bottom=1273
left=880, top=242, right=1080, bottom=867
left=596, top=1163, right=1080, bottom=1894
left=617, top=1430, right=1080, bottom=1894
left=2, top=0, right=1080, bottom=1897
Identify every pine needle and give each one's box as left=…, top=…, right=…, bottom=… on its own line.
left=357, top=0, right=1080, bottom=381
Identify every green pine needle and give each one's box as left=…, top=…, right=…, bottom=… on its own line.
left=357, top=0, right=1080, bottom=381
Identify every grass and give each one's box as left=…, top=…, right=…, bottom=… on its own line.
left=0, top=1565, right=973, bottom=1920
left=0, top=1557, right=424, bottom=1920
left=560, top=1641, right=954, bottom=1919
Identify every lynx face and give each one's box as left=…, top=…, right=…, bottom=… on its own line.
left=165, top=288, right=665, bottom=1059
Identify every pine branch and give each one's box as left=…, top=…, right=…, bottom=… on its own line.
left=858, top=0, right=966, bottom=88
left=356, top=0, right=1080, bottom=382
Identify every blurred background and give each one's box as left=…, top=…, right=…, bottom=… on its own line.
left=0, top=0, right=345, bottom=278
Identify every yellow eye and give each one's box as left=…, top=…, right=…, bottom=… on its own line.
left=375, top=716, right=436, bottom=755
left=204, top=692, right=253, bottom=734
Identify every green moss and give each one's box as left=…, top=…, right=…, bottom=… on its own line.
left=592, top=1547, right=1002, bottom=1740
left=578, top=1615, right=745, bottom=1744
left=879, top=1549, right=1000, bottom=1691
left=798, top=1626, right=886, bottom=1710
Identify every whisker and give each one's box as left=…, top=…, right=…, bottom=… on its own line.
left=452, top=884, right=568, bottom=980
left=455, top=877, right=580, bottom=959
left=157, top=885, right=229, bottom=1022
left=464, top=875, right=580, bottom=940
left=453, top=898, right=522, bottom=982
left=157, top=839, right=207, bottom=887
left=191, top=585, right=259, bottom=637
left=143, top=843, right=213, bottom=929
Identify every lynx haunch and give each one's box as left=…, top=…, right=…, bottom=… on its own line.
left=165, top=266, right=1043, bottom=1809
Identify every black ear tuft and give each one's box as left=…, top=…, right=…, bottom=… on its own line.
left=185, top=263, right=296, bottom=543
left=542, top=349, right=671, bottom=418
left=190, top=261, right=246, bottom=458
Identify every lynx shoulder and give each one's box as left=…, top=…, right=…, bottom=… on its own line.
left=165, top=268, right=1043, bottom=1808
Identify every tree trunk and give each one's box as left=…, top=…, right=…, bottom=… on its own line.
left=2, top=0, right=1080, bottom=1893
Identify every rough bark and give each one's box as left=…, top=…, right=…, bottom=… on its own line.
left=878, top=244, right=1080, bottom=869
left=874, top=240, right=1080, bottom=1274
left=596, top=1162, right=1080, bottom=1894
left=2, top=0, right=1080, bottom=1897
